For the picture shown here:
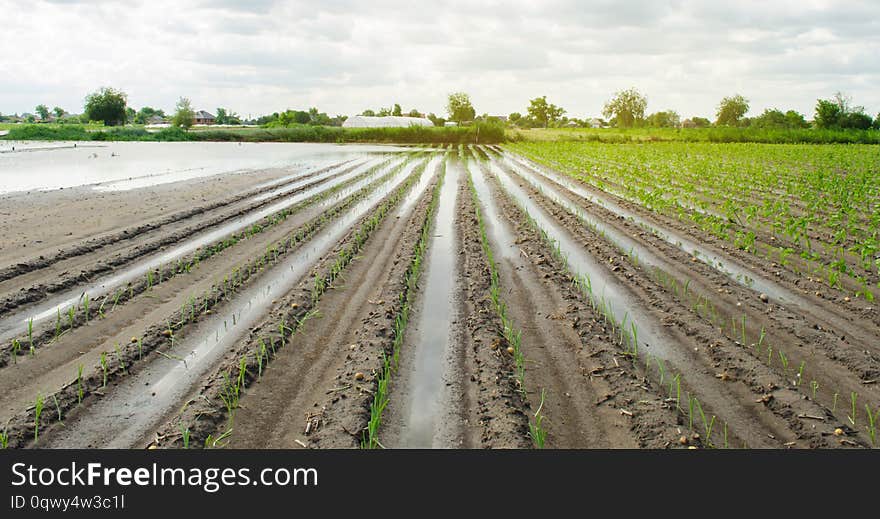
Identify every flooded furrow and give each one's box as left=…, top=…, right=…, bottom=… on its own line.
left=485, top=154, right=780, bottom=447
left=42, top=156, right=429, bottom=448
left=396, top=154, right=445, bottom=217
left=0, top=156, right=397, bottom=341
left=498, top=149, right=880, bottom=352
left=395, top=156, right=462, bottom=448
left=497, top=151, right=789, bottom=299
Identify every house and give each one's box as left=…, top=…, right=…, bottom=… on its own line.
left=193, top=110, right=215, bottom=125
left=342, top=115, right=433, bottom=128
left=588, top=118, right=603, bottom=128
left=147, top=115, right=167, bottom=125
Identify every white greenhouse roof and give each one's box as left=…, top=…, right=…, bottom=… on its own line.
left=343, top=116, right=434, bottom=128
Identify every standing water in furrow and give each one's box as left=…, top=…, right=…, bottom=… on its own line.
left=41, top=157, right=427, bottom=448
left=498, top=151, right=802, bottom=307
left=0, top=156, right=396, bottom=341
left=396, top=155, right=462, bottom=448
left=485, top=155, right=779, bottom=447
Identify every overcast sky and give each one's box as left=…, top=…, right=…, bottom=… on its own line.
left=2, top=0, right=878, bottom=120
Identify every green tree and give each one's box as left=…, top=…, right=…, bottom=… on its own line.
left=691, top=116, right=711, bottom=128
left=814, top=99, right=841, bottom=129
left=361, top=109, right=376, bottom=117
left=308, top=107, right=331, bottom=125
left=446, top=92, right=476, bottom=124
left=35, top=104, right=50, bottom=121
left=427, top=113, right=446, bottom=127
left=134, top=107, right=165, bottom=124
left=602, top=88, right=647, bottom=128
left=125, top=107, right=136, bottom=124
left=84, top=87, right=128, bottom=126
left=392, top=103, right=402, bottom=116
left=216, top=107, right=229, bottom=125
left=52, top=106, right=65, bottom=119
left=527, top=96, right=565, bottom=128
left=784, top=110, right=809, bottom=129
left=715, top=94, right=749, bottom=126
left=407, top=109, right=422, bottom=118
left=646, top=110, right=680, bottom=128
left=508, top=112, right=522, bottom=125
left=172, top=97, right=195, bottom=129
left=814, top=92, right=872, bottom=129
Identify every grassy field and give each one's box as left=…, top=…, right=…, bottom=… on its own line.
left=508, top=126, right=880, bottom=144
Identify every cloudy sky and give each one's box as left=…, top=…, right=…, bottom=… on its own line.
left=2, top=0, right=878, bottom=120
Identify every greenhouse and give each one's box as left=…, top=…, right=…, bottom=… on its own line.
left=342, top=115, right=434, bottom=128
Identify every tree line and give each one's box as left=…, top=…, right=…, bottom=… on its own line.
left=5, top=86, right=879, bottom=132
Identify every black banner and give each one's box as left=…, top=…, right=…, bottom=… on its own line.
left=1, top=450, right=876, bottom=515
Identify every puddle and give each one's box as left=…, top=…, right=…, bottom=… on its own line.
left=466, top=157, right=519, bottom=261
left=399, top=155, right=461, bottom=448
left=0, top=156, right=401, bottom=341
left=0, top=141, right=423, bottom=194
left=498, top=151, right=802, bottom=308
left=488, top=158, right=676, bottom=361
left=43, top=156, right=431, bottom=448
left=396, top=154, right=444, bottom=217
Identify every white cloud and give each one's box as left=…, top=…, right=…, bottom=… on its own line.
left=1, top=0, right=877, bottom=119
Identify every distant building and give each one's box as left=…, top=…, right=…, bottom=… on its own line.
left=588, top=118, right=603, bottom=128
left=193, top=110, right=216, bottom=125
left=444, top=121, right=458, bottom=127
left=343, top=115, right=433, bottom=128
left=146, top=115, right=167, bottom=125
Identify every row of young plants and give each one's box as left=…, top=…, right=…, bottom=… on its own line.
left=191, top=159, right=432, bottom=448
left=488, top=147, right=879, bottom=447
left=509, top=142, right=880, bottom=299
left=360, top=159, right=448, bottom=449
left=463, top=150, right=547, bottom=448
left=481, top=155, right=728, bottom=448
left=0, top=156, right=425, bottom=448
left=0, top=156, right=403, bottom=367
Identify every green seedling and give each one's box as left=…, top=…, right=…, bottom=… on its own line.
left=529, top=389, right=548, bottom=449
left=849, top=392, right=858, bottom=426
left=53, top=394, right=62, bottom=423
left=83, top=294, right=90, bottom=322
left=11, top=339, right=21, bottom=364
left=0, top=429, right=7, bottom=449
left=810, top=380, right=819, bottom=400
left=115, top=343, right=127, bottom=375
left=179, top=422, right=190, bottom=449
left=796, top=361, right=805, bottom=386
left=696, top=400, right=716, bottom=446
left=100, top=353, right=108, bottom=388
left=34, top=393, right=44, bottom=443
left=27, top=317, right=34, bottom=352
left=866, top=405, right=878, bottom=448
left=67, top=306, right=75, bottom=329
left=778, top=350, right=789, bottom=371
